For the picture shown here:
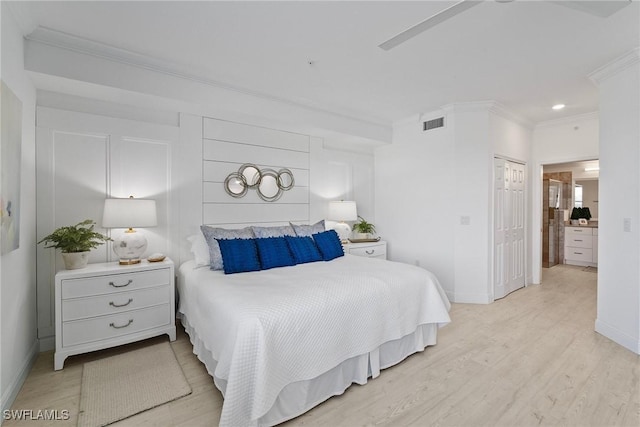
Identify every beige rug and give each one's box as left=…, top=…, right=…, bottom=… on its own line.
left=78, top=342, right=192, bottom=427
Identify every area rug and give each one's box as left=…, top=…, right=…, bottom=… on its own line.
left=78, top=342, right=192, bottom=427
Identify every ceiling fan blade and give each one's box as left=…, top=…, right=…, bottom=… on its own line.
left=378, top=0, right=482, bottom=51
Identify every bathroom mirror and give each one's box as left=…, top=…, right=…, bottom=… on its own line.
left=257, top=169, right=283, bottom=202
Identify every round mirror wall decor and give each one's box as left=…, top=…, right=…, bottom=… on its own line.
left=277, top=168, right=295, bottom=191
left=224, top=172, right=248, bottom=198
left=238, top=164, right=262, bottom=188
left=223, top=165, right=295, bottom=202
left=257, top=169, right=283, bottom=202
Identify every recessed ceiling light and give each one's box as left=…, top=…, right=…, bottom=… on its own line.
left=552, top=104, right=566, bottom=110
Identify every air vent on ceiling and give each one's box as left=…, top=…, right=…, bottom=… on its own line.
left=423, top=117, right=444, bottom=131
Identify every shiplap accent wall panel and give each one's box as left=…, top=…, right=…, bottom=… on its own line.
left=202, top=117, right=310, bottom=227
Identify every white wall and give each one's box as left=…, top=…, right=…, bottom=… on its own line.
left=376, top=103, right=530, bottom=303
left=375, top=111, right=456, bottom=297
left=592, top=50, right=640, bottom=354
left=531, top=113, right=599, bottom=284
left=0, top=4, right=39, bottom=413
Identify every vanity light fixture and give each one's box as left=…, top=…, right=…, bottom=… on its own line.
left=584, top=167, right=600, bottom=172
left=552, top=104, right=566, bottom=110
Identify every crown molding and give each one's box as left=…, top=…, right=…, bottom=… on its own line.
left=25, top=26, right=388, bottom=130
left=4, top=1, right=37, bottom=35
left=393, top=101, right=532, bottom=129
left=589, top=47, right=640, bottom=85
left=534, top=111, right=599, bottom=129
left=442, top=100, right=533, bottom=128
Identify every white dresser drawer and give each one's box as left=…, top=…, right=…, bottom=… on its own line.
left=62, top=285, right=171, bottom=321
left=565, top=234, right=593, bottom=249
left=62, top=303, right=171, bottom=347
left=565, top=227, right=593, bottom=236
left=347, top=242, right=387, bottom=259
left=565, top=247, right=593, bottom=262
left=61, top=268, right=170, bottom=299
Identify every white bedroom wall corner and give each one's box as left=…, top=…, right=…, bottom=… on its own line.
left=177, top=113, right=203, bottom=265
left=591, top=49, right=640, bottom=355
left=309, top=136, right=325, bottom=222
left=451, top=106, right=492, bottom=304
left=1, top=2, right=39, bottom=413
left=375, top=109, right=456, bottom=297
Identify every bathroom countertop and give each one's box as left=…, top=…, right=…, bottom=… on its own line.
left=565, top=221, right=598, bottom=228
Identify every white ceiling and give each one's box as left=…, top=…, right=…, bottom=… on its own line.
left=15, top=1, right=640, bottom=125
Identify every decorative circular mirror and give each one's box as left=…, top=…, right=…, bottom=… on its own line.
left=277, top=168, right=295, bottom=191
left=257, top=169, right=283, bottom=202
left=224, top=172, right=248, bottom=198
left=238, top=164, right=262, bottom=188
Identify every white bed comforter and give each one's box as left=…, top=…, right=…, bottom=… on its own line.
left=178, top=255, right=451, bottom=426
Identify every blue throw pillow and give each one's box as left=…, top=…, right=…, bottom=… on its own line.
left=285, top=235, right=323, bottom=264
left=217, top=238, right=261, bottom=274
left=312, top=230, right=344, bottom=261
left=200, top=225, right=255, bottom=270
left=255, top=237, right=296, bottom=270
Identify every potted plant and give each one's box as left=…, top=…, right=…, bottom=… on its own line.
left=352, top=216, right=376, bottom=240
left=38, top=219, right=111, bottom=270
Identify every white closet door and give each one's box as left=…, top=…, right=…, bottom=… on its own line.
left=36, top=107, right=178, bottom=346
left=494, top=158, right=525, bottom=300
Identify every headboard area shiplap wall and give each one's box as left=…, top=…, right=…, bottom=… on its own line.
left=202, top=117, right=310, bottom=228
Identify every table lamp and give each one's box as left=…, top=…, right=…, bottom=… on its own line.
left=102, top=196, right=157, bottom=265
left=328, top=200, right=357, bottom=243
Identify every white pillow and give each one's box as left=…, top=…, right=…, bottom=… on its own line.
left=187, top=231, right=210, bottom=268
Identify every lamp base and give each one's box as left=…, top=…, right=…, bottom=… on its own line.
left=118, top=258, right=142, bottom=265
left=112, top=229, right=147, bottom=265
left=333, top=222, right=352, bottom=244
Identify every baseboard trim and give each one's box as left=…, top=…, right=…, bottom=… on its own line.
left=38, top=335, right=55, bottom=352
left=595, top=318, right=640, bottom=355
left=1, top=339, right=40, bottom=417
left=451, top=292, right=492, bottom=304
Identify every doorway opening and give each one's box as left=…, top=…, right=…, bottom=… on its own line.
left=540, top=159, right=599, bottom=270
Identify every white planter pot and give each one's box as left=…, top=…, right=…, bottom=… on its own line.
left=352, top=232, right=372, bottom=240
left=61, top=252, right=90, bottom=270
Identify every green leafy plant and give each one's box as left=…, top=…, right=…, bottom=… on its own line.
left=353, top=216, right=376, bottom=235
left=38, top=219, right=111, bottom=253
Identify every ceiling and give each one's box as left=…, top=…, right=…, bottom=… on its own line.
left=14, top=1, right=640, bottom=125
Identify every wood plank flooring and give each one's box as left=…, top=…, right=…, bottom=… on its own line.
left=5, top=264, right=639, bottom=426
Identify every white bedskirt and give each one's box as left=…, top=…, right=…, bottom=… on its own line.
left=178, top=257, right=451, bottom=426
left=180, top=312, right=439, bottom=426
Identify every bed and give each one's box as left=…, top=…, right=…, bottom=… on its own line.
left=177, top=251, right=451, bottom=426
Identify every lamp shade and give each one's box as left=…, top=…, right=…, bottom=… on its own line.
left=328, top=201, right=357, bottom=222
left=102, top=198, right=157, bottom=228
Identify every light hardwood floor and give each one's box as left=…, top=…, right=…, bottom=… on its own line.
left=5, top=264, right=639, bottom=426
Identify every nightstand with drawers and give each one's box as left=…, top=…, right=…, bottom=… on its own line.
left=54, top=258, right=176, bottom=370
left=345, top=240, right=387, bottom=260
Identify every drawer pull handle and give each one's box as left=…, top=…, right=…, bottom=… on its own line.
left=366, top=250, right=375, bottom=255
left=109, top=298, right=133, bottom=308
left=574, top=239, right=583, bottom=242
left=574, top=252, right=583, bottom=255
left=110, top=319, right=133, bottom=329
left=109, top=279, right=133, bottom=288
